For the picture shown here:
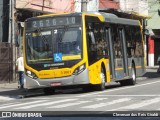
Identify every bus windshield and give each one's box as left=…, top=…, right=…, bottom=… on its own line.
left=26, top=27, right=82, bottom=64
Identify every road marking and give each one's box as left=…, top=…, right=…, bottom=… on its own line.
left=15, top=99, right=77, bottom=109
left=95, top=98, right=108, bottom=101
left=0, top=100, right=48, bottom=109
left=76, top=80, right=160, bottom=98
left=0, top=102, right=20, bottom=107
left=81, top=98, right=131, bottom=109
left=96, top=95, right=160, bottom=97
left=109, top=97, right=160, bottom=111
left=0, top=96, right=15, bottom=101
left=136, top=77, right=147, bottom=80
left=48, top=101, right=90, bottom=108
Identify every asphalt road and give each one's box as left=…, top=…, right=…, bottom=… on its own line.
left=0, top=68, right=160, bottom=119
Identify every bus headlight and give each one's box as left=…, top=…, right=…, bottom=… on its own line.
left=26, top=70, right=38, bottom=79
left=73, top=63, right=86, bottom=75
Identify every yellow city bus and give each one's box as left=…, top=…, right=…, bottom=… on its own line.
left=23, top=12, right=146, bottom=94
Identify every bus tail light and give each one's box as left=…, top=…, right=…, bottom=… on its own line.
left=26, top=70, right=38, bottom=79
left=73, top=63, right=86, bottom=75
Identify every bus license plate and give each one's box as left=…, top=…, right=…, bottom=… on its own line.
left=51, top=82, right=62, bottom=86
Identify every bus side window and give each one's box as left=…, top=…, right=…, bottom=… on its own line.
left=135, top=27, right=143, bottom=57
left=125, top=26, right=133, bottom=57
left=86, top=22, right=107, bottom=65
left=93, top=23, right=108, bottom=58
left=111, top=25, right=120, bottom=58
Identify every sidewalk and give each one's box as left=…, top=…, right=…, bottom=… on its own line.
left=0, top=82, right=18, bottom=91
left=146, top=65, right=159, bottom=69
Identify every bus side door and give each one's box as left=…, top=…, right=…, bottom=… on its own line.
left=105, top=27, right=115, bottom=79
left=108, top=24, right=129, bottom=80
left=118, top=27, right=129, bottom=78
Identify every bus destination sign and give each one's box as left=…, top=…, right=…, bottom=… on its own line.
left=26, top=16, right=81, bottom=29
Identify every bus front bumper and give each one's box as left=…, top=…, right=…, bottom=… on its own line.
left=25, top=69, right=90, bottom=89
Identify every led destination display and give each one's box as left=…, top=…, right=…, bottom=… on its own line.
left=26, top=16, right=81, bottom=29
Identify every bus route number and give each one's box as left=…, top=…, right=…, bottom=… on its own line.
left=32, top=17, right=76, bottom=28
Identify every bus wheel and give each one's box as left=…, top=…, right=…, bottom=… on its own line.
left=43, top=87, right=55, bottom=95
left=128, top=64, right=136, bottom=85
left=120, top=64, right=136, bottom=86
left=95, top=67, right=106, bottom=91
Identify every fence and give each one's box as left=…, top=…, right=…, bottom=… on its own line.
left=0, top=42, right=16, bottom=83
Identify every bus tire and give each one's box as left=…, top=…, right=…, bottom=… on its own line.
left=43, top=87, right=55, bottom=95
left=120, top=80, right=127, bottom=86
left=120, top=63, right=136, bottom=86
left=95, top=67, right=106, bottom=91
left=128, top=63, right=136, bottom=85
left=82, top=85, right=94, bottom=92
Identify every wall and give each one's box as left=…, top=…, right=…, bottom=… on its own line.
left=16, top=0, right=74, bottom=13
left=147, top=0, right=160, bottom=66
left=16, top=0, right=99, bottom=13
left=147, top=0, right=160, bottom=29
left=72, top=0, right=99, bottom=12
left=119, top=0, right=148, bottom=15
left=99, top=0, right=119, bottom=9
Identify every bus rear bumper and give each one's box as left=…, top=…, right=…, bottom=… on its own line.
left=25, top=69, right=90, bottom=89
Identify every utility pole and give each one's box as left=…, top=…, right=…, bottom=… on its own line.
left=81, top=0, right=88, bottom=12
left=12, top=0, right=16, bottom=83
left=8, top=0, right=12, bottom=43
left=8, top=0, right=15, bottom=44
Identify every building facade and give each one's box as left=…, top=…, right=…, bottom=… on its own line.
left=119, top=0, right=148, bottom=15
left=147, top=0, right=160, bottom=66
left=118, top=0, right=160, bottom=67
left=0, top=0, right=15, bottom=83
left=1, top=0, right=157, bottom=83
left=99, top=0, right=120, bottom=9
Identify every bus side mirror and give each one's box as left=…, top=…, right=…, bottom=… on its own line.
left=144, top=29, right=149, bottom=35
left=144, top=29, right=154, bottom=36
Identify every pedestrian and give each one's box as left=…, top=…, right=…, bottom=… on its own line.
left=16, top=55, right=24, bottom=88
left=157, top=55, right=160, bottom=73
